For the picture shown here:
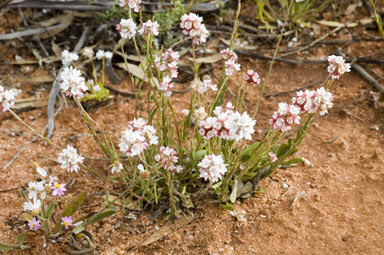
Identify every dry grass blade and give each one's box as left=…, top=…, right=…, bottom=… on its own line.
left=0, top=24, right=66, bottom=40
left=142, top=214, right=195, bottom=246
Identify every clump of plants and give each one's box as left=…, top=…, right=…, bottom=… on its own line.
left=255, top=0, right=331, bottom=28
left=0, top=0, right=352, bottom=251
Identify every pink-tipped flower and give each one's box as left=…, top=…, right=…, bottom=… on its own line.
left=327, top=55, right=351, bottom=79
left=116, top=19, right=137, bottom=39
left=51, top=182, right=67, bottom=196
left=291, top=87, right=333, bottom=116
left=198, top=154, right=227, bottom=183
left=28, top=217, right=41, bottom=231
left=61, top=216, right=73, bottom=229
left=243, top=69, right=261, bottom=86
left=60, top=66, right=88, bottom=99
left=0, top=85, right=20, bottom=112
left=58, top=145, right=84, bottom=173
left=180, top=13, right=209, bottom=45
left=221, top=48, right=240, bottom=76
left=155, top=146, right=183, bottom=174
left=119, top=118, right=158, bottom=157
left=270, top=103, right=301, bottom=132
left=159, top=76, right=174, bottom=97
left=154, top=48, right=180, bottom=78
left=191, top=76, right=217, bottom=94
left=269, top=152, right=277, bottom=162
left=119, top=0, right=140, bottom=12
left=139, top=20, right=159, bottom=36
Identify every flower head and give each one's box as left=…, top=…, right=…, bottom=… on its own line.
left=116, top=18, right=137, bottom=39
left=60, top=66, right=88, bottom=99
left=111, top=161, right=123, bottom=173
left=58, top=145, right=84, bottom=172
left=27, top=180, right=46, bottom=200
left=0, top=85, right=20, bottom=112
left=243, top=69, right=261, bottom=86
left=191, top=76, right=217, bottom=94
left=155, top=146, right=183, bottom=174
left=198, top=154, right=227, bottom=183
left=159, top=76, right=174, bottom=97
left=51, top=182, right=67, bottom=196
left=82, top=47, right=94, bottom=59
left=61, top=50, right=79, bottom=66
left=24, top=197, right=42, bottom=216
left=61, top=216, right=73, bottom=229
left=119, top=0, right=140, bottom=12
left=119, top=118, right=158, bottom=157
left=270, top=103, right=301, bottom=132
left=154, top=48, right=180, bottom=78
left=327, top=55, right=351, bottom=79
left=139, top=20, right=159, bottom=36
left=180, top=13, right=209, bottom=45
left=291, top=87, right=333, bottom=115
left=269, top=152, right=277, bottom=162
left=28, top=217, right=41, bottom=231
left=221, top=48, right=241, bottom=76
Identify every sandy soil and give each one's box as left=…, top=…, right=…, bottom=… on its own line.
left=1, top=2, right=384, bottom=255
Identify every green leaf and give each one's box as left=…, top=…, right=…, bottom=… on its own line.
left=219, top=203, right=234, bottom=211
left=86, top=207, right=118, bottom=226
left=194, top=150, right=207, bottom=160
left=276, top=143, right=290, bottom=157
left=241, top=142, right=260, bottom=160
left=61, top=192, right=87, bottom=217
left=46, top=202, right=56, bottom=219
left=16, top=233, right=26, bottom=247
left=0, top=243, right=18, bottom=251
left=280, top=157, right=302, bottom=168
left=230, top=180, right=238, bottom=203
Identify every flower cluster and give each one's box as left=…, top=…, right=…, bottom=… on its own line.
left=23, top=166, right=66, bottom=230
left=159, top=76, right=174, bottom=97
left=58, top=145, right=84, bottom=172
left=180, top=13, right=209, bottom=45
left=61, top=50, right=79, bottom=66
left=60, top=66, right=88, bottom=99
left=270, top=103, right=301, bottom=132
left=198, top=154, right=227, bottom=183
left=119, top=118, right=158, bottom=157
left=119, top=0, right=140, bottom=12
left=96, top=50, right=113, bottom=60
left=199, top=102, right=256, bottom=141
left=191, top=76, right=217, bottom=94
left=154, top=48, right=180, bottom=78
left=243, top=69, right=261, bottom=86
left=327, top=55, right=351, bottom=79
left=221, top=48, right=241, bottom=76
left=291, top=87, right=333, bottom=116
left=155, top=146, right=183, bottom=174
left=116, top=19, right=137, bottom=39
left=0, top=85, right=20, bottom=112
left=139, top=20, right=159, bottom=36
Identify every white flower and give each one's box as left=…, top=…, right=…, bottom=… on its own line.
left=327, top=55, right=351, bottom=79
left=58, top=145, right=84, bottom=172
left=61, top=50, right=79, bottom=66
left=154, top=48, right=180, bottom=78
left=0, top=85, right=20, bottom=112
left=82, top=47, right=94, bottom=59
left=111, top=161, right=123, bottom=173
left=139, top=20, right=159, bottom=36
left=193, top=106, right=207, bottom=123
left=221, top=48, right=241, bottom=76
left=243, top=69, right=261, bottom=86
left=191, top=76, right=217, bottom=94
left=104, top=51, right=113, bottom=60
left=270, top=103, right=301, bottom=132
left=60, top=66, right=88, bottom=99
left=180, top=13, right=210, bottom=45
left=159, top=76, right=174, bottom=97
left=116, top=19, right=137, bottom=40
left=119, top=118, right=158, bottom=157
left=36, top=167, right=47, bottom=177
left=314, top=87, right=333, bottom=115
left=155, top=146, right=183, bottom=174
left=96, top=50, right=105, bottom=60
left=138, top=164, right=145, bottom=172
left=182, top=109, right=190, bottom=116
left=27, top=180, right=46, bottom=200
left=291, top=87, right=333, bottom=115
left=226, top=111, right=256, bottom=140
left=93, top=84, right=101, bottom=92
left=269, top=152, right=277, bottom=162
left=24, top=197, right=42, bottom=215
left=119, top=0, right=140, bottom=12
left=198, top=154, right=227, bottom=183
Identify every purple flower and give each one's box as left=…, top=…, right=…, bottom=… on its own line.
left=51, top=182, right=67, bottom=196
left=61, top=216, right=73, bottom=229
left=28, top=217, right=41, bottom=231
